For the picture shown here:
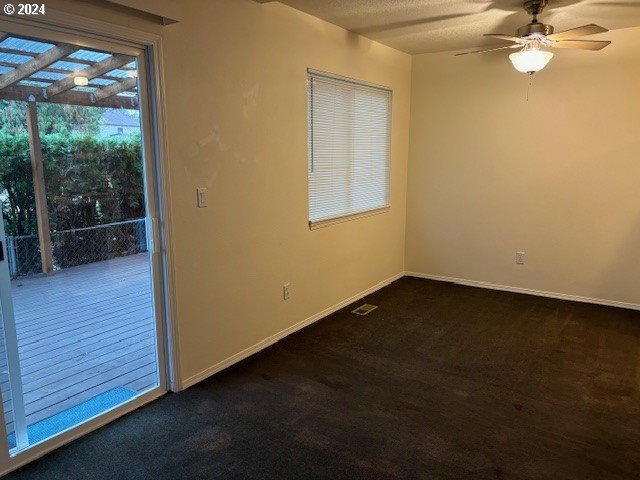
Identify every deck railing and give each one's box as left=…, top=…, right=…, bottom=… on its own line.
left=6, top=218, right=147, bottom=278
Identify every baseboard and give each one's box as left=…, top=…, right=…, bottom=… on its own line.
left=405, top=272, right=640, bottom=311
left=180, top=271, right=404, bottom=389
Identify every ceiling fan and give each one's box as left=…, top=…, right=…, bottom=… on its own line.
left=456, top=0, right=612, bottom=74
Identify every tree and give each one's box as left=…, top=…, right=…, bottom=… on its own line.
left=0, top=100, right=144, bottom=237
left=0, top=100, right=102, bottom=135
left=0, top=131, right=36, bottom=236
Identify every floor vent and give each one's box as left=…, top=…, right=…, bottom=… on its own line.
left=351, top=304, right=378, bottom=316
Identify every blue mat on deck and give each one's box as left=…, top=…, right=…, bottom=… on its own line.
left=9, top=386, right=137, bottom=447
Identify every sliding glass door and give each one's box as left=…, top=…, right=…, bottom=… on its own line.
left=0, top=19, right=168, bottom=472
left=0, top=209, right=27, bottom=452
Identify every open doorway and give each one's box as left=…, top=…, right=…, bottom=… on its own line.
left=0, top=24, right=168, bottom=465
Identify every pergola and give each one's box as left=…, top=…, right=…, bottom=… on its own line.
left=0, top=31, right=139, bottom=275
left=0, top=32, right=138, bottom=108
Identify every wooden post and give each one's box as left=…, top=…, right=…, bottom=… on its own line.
left=26, top=101, right=54, bottom=276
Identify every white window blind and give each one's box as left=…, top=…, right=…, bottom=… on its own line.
left=307, top=69, right=391, bottom=227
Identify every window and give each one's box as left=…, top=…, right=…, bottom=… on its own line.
left=307, top=69, right=391, bottom=228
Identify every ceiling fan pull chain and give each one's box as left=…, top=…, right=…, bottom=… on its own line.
left=526, top=75, right=533, bottom=102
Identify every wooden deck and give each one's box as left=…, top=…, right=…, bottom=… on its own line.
left=0, top=253, right=158, bottom=440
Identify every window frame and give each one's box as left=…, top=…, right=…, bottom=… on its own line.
left=307, top=69, right=392, bottom=229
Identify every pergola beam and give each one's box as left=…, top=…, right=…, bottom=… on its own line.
left=0, top=50, right=124, bottom=68
left=0, top=44, right=77, bottom=90
left=0, top=84, right=139, bottom=109
left=0, top=47, right=37, bottom=56
left=0, top=61, right=132, bottom=83
left=45, top=53, right=133, bottom=99
left=26, top=102, right=54, bottom=276
left=92, top=77, right=137, bottom=102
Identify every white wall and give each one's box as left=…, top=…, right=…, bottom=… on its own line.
left=406, top=26, right=640, bottom=306
left=45, top=0, right=412, bottom=386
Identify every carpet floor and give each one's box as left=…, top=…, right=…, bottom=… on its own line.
left=6, top=277, right=640, bottom=479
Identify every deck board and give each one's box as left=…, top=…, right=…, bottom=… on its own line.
left=0, top=253, right=158, bottom=440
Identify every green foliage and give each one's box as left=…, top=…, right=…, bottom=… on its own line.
left=0, top=131, right=36, bottom=236
left=0, top=102, right=28, bottom=135
left=0, top=132, right=144, bottom=236
left=0, top=101, right=143, bottom=237
left=0, top=100, right=102, bottom=135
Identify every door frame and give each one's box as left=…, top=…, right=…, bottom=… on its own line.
left=0, top=9, right=179, bottom=476
left=0, top=209, right=28, bottom=451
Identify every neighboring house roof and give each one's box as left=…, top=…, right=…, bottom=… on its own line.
left=99, top=108, right=140, bottom=128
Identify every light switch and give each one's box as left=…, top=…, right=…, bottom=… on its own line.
left=197, top=188, right=208, bottom=208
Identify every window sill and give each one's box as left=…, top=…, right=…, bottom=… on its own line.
left=309, top=206, right=390, bottom=230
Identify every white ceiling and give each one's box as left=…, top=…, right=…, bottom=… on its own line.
left=272, top=0, right=640, bottom=54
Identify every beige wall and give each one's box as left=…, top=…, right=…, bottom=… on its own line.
left=406, top=26, right=640, bottom=306
left=22, top=0, right=639, bottom=391
left=45, top=0, right=411, bottom=386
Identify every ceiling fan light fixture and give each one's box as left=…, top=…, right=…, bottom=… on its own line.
left=509, top=48, right=554, bottom=75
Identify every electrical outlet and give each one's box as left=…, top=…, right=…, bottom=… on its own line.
left=196, top=188, right=208, bottom=208
left=283, top=283, right=291, bottom=300
left=516, top=251, right=525, bottom=265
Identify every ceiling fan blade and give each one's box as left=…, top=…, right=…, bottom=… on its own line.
left=547, top=24, right=608, bottom=41
left=552, top=40, right=612, bottom=51
left=483, top=33, right=522, bottom=43
left=454, top=45, right=520, bottom=56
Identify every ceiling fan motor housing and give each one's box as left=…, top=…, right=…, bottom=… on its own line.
left=519, top=0, right=553, bottom=37
left=523, top=0, right=548, bottom=16
left=517, top=22, right=554, bottom=37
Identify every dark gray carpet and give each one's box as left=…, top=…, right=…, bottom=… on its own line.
left=7, top=277, right=640, bottom=479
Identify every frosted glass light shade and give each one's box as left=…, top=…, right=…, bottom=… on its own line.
left=509, top=49, right=554, bottom=74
